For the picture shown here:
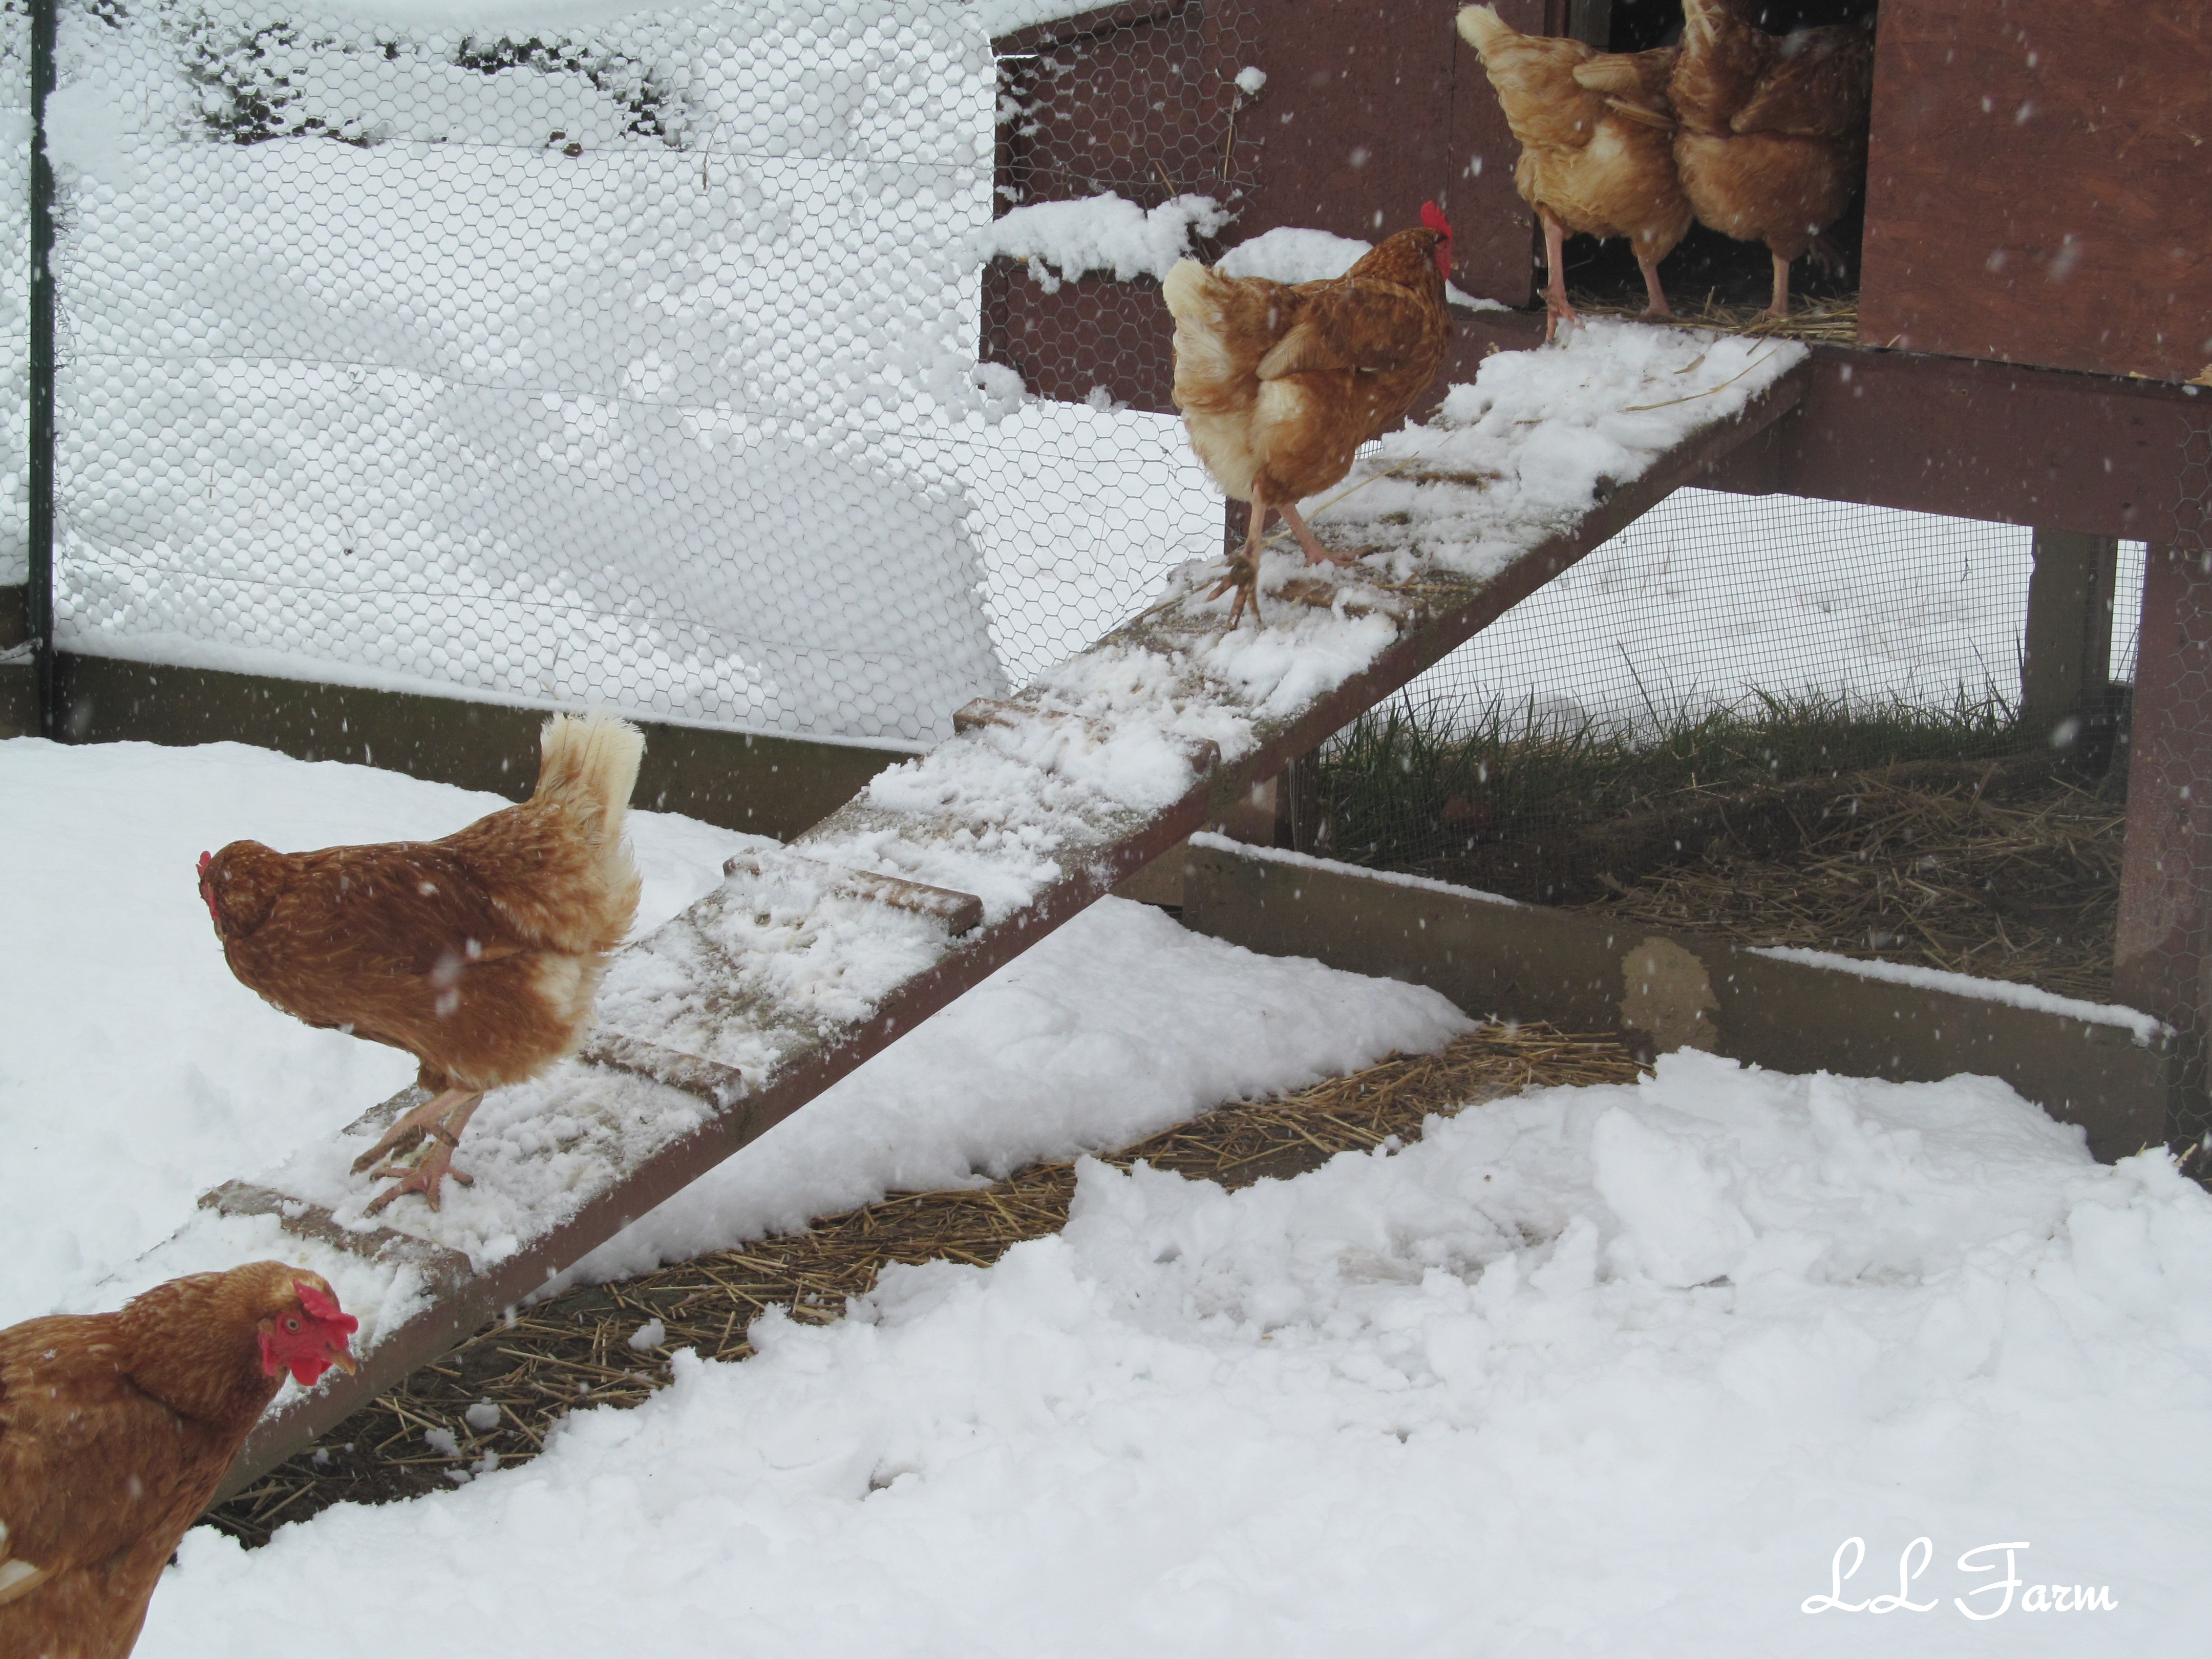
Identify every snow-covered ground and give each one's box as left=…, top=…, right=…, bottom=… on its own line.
left=1408, top=488, right=2147, bottom=738
left=147, top=1065, right=2212, bottom=1655
left=10, top=735, right=2212, bottom=1654
left=0, top=734, right=1464, bottom=1326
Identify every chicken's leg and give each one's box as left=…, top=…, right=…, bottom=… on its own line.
left=1203, top=496, right=1271, bottom=628
left=1635, top=251, right=1674, bottom=321
left=365, top=1092, right=484, bottom=1214
left=1766, top=249, right=1792, bottom=321
left=1279, top=502, right=1357, bottom=567
left=1540, top=210, right=1580, bottom=343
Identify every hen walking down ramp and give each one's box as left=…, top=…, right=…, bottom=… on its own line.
left=118, top=324, right=1809, bottom=1494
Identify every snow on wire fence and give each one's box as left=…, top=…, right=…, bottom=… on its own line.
left=15, top=0, right=2150, bottom=768
left=32, top=0, right=1222, bottom=745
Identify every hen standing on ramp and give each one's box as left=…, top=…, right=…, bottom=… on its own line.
left=1163, top=205, right=1454, bottom=628
left=0, top=1263, right=357, bottom=1658
left=1456, top=4, right=1689, bottom=340
left=198, top=711, right=645, bottom=1213
left=1669, top=0, right=1874, bottom=319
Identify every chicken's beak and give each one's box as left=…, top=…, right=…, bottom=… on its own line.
left=197, top=852, right=222, bottom=928
left=325, top=1339, right=359, bottom=1375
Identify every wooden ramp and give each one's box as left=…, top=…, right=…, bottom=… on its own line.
left=123, top=323, right=1808, bottom=1498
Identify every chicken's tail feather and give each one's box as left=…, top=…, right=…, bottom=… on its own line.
left=1160, top=258, right=1214, bottom=326
left=1454, top=4, right=1509, bottom=55
left=537, top=708, right=643, bottom=820
left=534, top=709, right=645, bottom=935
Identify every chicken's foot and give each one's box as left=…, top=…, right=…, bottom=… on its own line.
left=364, top=1092, right=484, bottom=1214
left=365, top=1142, right=475, bottom=1215
left=1203, top=498, right=1371, bottom=626
left=1766, top=249, right=1792, bottom=321
left=1635, top=252, right=1673, bottom=321
left=350, top=1086, right=478, bottom=1175
left=1540, top=210, right=1581, bottom=343
left=1203, top=498, right=1273, bottom=628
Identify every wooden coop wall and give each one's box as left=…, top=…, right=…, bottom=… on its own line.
left=1858, top=0, right=2212, bottom=383
left=983, top=0, right=2212, bottom=1125
left=986, top=0, right=1548, bottom=414
left=989, top=0, right=2212, bottom=395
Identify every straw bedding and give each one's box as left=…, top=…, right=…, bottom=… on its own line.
left=210, top=1023, right=1644, bottom=1546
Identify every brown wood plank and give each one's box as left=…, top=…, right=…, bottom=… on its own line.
left=1181, top=838, right=2176, bottom=1162
left=47, top=653, right=913, bottom=841
left=1442, top=311, right=2209, bottom=541
left=720, top=850, right=989, bottom=939
left=992, top=0, right=1192, bottom=58
left=1719, top=348, right=2206, bottom=540
left=983, top=0, right=1541, bottom=410
left=1223, top=0, right=1511, bottom=293
left=2115, top=542, right=2212, bottom=1043
left=2018, top=528, right=2120, bottom=741
left=1859, top=0, right=2212, bottom=382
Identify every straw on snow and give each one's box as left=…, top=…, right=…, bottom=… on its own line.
left=210, top=1023, right=1645, bottom=1545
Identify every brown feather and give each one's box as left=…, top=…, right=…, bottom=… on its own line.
left=1164, top=224, right=1451, bottom=513
left=202, top=713, right=642, bottom=1096
left=1458, top=7, right=1692, bottom=260
left=1670, top=0, right=1874, bottom=262
left=0, top=1265, right=339, bottom=1659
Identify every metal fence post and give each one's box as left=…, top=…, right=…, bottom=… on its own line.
left=26, top=0, right=56, bottom=737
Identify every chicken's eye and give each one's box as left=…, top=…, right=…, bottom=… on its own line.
left=284, top=1316, right=300, bottom=1331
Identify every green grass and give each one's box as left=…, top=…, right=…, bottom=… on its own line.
left=1315, top=683, right=2026, bottom=872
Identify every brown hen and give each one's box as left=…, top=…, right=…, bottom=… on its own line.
left=199, top=711, right=643, bottom=1211
left=1457, top=5, right=1690, bottom=339
left=1670, top=0, right=1875, bottom=318
left=1163, top=207, right=1453, bottom=627
left=0, top=1263, right=357, bottom=1658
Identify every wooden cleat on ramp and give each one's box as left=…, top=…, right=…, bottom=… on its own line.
left=951, top=695, right=1033, bottom=735
left=577, top=1032, right=746, bottom=1108
left=721, top=848, right=985, bottom=938
left=198, top=1179, right=475, bottom=1287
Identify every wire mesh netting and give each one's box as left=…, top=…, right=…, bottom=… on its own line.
left=1308, top=485, right=2146, bottom=998
left=37, top=0, right=1233, bottom=742
left=974, top=0, right=1259, bottom=683
left=19, top=0, right=2157, bottom=988
left=0, top=1, right=27, bottom=586
left=1411, top=487, right=2144, bottom=744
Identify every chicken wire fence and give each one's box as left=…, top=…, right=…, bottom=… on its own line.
left=7, top=1, right=2159, bottom=818
left=27, top=0, right=1233, bottom=745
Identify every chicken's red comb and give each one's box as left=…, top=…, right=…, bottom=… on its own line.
left=294, top=1281, right=358, bottom=1333
left=1421, top=200, right=1453, bottom=240
left=197, top=850, right=212, bottom=878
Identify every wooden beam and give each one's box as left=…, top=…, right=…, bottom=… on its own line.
left=1182, top=837, right=2176, bottom=1162
left=1449, top=314, right=2207, bottom=541
left=48, top=653, right=916, bottom=843
left=2114, top=543, right=2212, bottom=1058
left=0, top=584, right=31, bottom=739
left=2019, top=529, right=2119, bottom=748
